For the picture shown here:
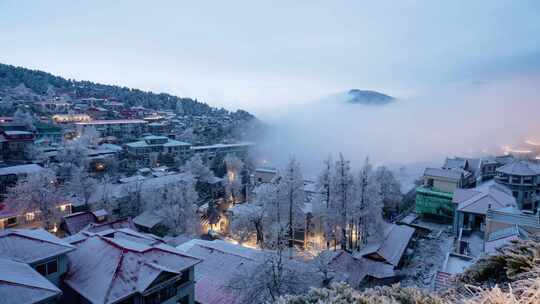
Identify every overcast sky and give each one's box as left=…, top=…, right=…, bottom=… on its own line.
left=1, top=1, right=539, bottom=115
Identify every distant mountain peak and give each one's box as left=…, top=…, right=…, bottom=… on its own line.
left=346, top=89, right=394, bottom=105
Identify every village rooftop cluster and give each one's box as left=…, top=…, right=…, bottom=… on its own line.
left=1, top=81, right=540, bottom=303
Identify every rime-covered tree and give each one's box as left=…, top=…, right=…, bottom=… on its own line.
left=5, top=169, right=62, bottom=231
left=373, top=166, right=403, bottom=215
left=276, top=157, right=306, bottom=252
left=184, top=154, right=215, bottom=183
left=331, top=154, right=355, bottom=250
left=223, top=154, right=244, bottom=203
left=13, top=108, right=35, bottom=131
left=143, top=174, right=199, bottom=236
left=64, top=166, right=97, bottom=210
left=56, top=139, right=89, bottom=180
left=314, top=156, right=337, bottom=249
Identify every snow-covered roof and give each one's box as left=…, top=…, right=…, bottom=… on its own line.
left=191, top=142, right=254, bottom=150
left=454, top=183, right=517, bottom=215
left=485, top=225, right=528, bottom=254
left=356, top=224, right=415, bottom=267
left=92, top=209, right=108, bottom=218
left=89, top=173, right=191, bottom=205
left=0, top=228, right=75, bottom=264
left=75, top=119, right=147, bottom=125
left=63, top=212, right=97, bottom=235
left=176, top=239, right=265, bottom=304
left=64, top=232, right=200, bottom=304
left=443, top=158, right=468, bottom=170
left=0, top=257, right=61, bottom=304
left=68, top=228, right=165, bottom=247
left=496, top=160, right=540, bottom=176
left=133, top=210, right=163, bottom=229
left=0, top=164, right=44, bottom=176
left=423, top=167, right=466, bottom=181
left=125, top=137, right=190, bottom=148
left=4, top=130, right=33, bottom=136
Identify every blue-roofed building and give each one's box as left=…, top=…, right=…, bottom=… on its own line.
left=125, top=135, right=192, bottom=168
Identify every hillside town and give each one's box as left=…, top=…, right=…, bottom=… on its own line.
left=1, top=65, right=540, bottom=304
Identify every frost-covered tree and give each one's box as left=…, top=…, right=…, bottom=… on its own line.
left=120, top=178, right=145, bottom=217
left=56, top=139, right=89, bottom=180
left=143, top=175, right=199, bottom=236
left=332, top=154, right=355, bottom=250
left=5, top=169, right=62, bottom=231
left=13, top=108, right=35, bottom=131
left=184, top=154, right=215, bottom=183
left=223, top=154, right=244, bottom=203
left=64, top=166, right=97, bottom=210
left=78, top=126, right=100, bottom=146
left=228, top=239, right=312, bottom=303
left=314, top=156, right=337, bottom=249
left=373, top=166, right=402, bottom=215
left=276, top=157, right=306, bottom=251
left=229, top=204, right=263, bottom=245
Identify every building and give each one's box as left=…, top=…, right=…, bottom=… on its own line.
left=251, top=167, right=278, bottom=184
left=485, top=207, right=540, bottom=237
left=452, top=181, right=518, bottom=236
left=354, top=224, right=415, bottom=268
left=176, top=239, right=266, bottom=304
left=61, top=209, right=110, bottom=235
left=63, top=228, right=200, bottom=304
left=415, top=167, right=472, bottom=220
left=494, top=160, right=540, bottom=210
left=35, top=121, right=63, bottom=144
left=0, top=129, right=35, bottom=161
left=75, top=119, right=147, bottom=142
left=443, top=156, right=500, bottom=183
left=0, top=228, right=75, bottom=286
left=0, top=257, right=62, bottom=304
left=0, top=163, right=44, bottom=194
left=52, top=113, right=92, bottom=124
left=86, top=106, right=109, bottom=120
left=191, top=143, right=253, bottom=166
left=33, top=101, right=71, bottom=114
left=125, top=135, right=192, bottom=167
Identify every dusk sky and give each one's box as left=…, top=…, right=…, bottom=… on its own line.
left=1, top=1, right=539, bottom=115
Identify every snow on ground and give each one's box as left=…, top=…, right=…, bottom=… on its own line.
left=400, top=220, right=454, bottom=289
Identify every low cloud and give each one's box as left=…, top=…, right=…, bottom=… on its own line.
left=254, top=74, right=540, bottom=178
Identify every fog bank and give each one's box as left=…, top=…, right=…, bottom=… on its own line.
left=255, top=75, right=540, bottom=178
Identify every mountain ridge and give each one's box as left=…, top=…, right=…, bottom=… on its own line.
left=346, top=89, right=395, bottom=105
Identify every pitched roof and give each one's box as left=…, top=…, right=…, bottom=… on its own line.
left=64, top=231, right=200, bottom=304
left=0, top=229, right=75, bottom=264
left=424, top=167, right=465, bottom=181
left=443, top=158, right=468, bottom=170
left=356, top=224, right=415, bottom=267
left=133, top=210, right=163, bottom=229
left=63, top=212, right=97, bottom=235
left=0, top=164, right=43, bottom=176
left=0, top=257, right=61, bottom=304
left=496, top=160, right=540, bottom=176
left=455, top=183, right=517, bottom=215
left=176, top=239, right=266, bottom=304
left=485, top=225, right=529, bottom=254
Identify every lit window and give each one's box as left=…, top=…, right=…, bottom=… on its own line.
left=25, top=212, right=35, bottom=221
